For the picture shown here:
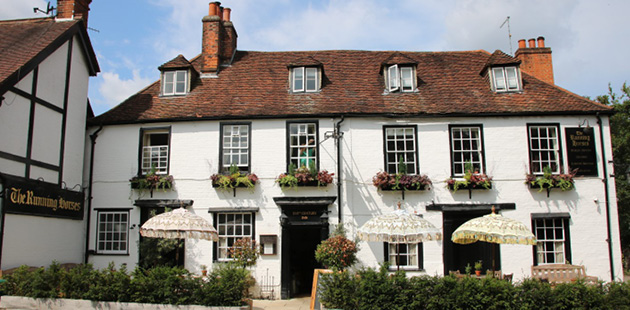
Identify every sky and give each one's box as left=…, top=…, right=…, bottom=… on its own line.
left=3, top=0, right=630, bottom=116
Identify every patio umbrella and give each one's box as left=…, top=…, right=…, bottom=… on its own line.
left=140, top=207, right=219, bottom=241
left=451, top=206, right=536, bottom=272
left=357, top=204, right=442, bottom=270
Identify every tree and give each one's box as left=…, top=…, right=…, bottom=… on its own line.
left=597, top=83, right=630, bottom=271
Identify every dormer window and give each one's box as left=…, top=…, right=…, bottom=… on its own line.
left=162, top=70, right=188, bottom=96
left=491, top=66, right=521, bottom=92
left=291, top=67, right=319, bottom=93
left=386, top=65, right=416, bottom=92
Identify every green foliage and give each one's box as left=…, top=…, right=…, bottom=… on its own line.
left=315, top=224, right=358, bottom=271
left=1, top=262, right=253, bottom=307
left=210, top=163, right=259, bottom=191
left=525, top=166, right=576, bottom=192
left=228, top=237, right=260, bottom=268
left=318, top=269, right=630, bottom=310
left=598, top=83, right=630, bottom=271
left=276, top=163, right=334, bottom=189
left=129, top=166, right=174, bottom=192
left=446, top=161, right=492, bottom=192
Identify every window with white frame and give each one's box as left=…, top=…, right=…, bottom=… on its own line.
left=221, top=124, right=250, bottom=172
left=288, top=122, right=317, bottom=169
left=528, top=125, right=560, bottom=174
left=450, top=126, right=484, bottom=176
left=162, top=70, right=188, bottom=96
left=384, top=126, right=418, bottom=174
left=386, top=243, right=423, bottom=269
left=387, top=65, right=416, bottom=92
left=533, top=217, right=571, bottom=265
left=491, top=66, right=520, bottom=92
left=96, top=210, right=129, bottom=254
left=216, top=213, right=254, bottom=261
left=291, top=67, right=319, bottom=92
left=141, top=129, right=170, bottom=175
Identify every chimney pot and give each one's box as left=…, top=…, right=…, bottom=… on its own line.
left=518, top=39, right=526, bottom=49
left=528, top=38, right=536, bottom=48
left=209, top=2, right=221, bottom=16
left=223, top=8, right=231, bottom=22
left=537, top=36, right=545, bottom=48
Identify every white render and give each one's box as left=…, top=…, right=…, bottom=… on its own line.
left=87, top=113, right=623, bottom=293
left=0, top=34, right=93, bottom=269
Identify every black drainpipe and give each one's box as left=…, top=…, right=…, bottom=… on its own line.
left=596, top=113, right=615, bottom=281
left=84, top=125, right=103, bottom=264
left=335, top=116, right=345, bottom=223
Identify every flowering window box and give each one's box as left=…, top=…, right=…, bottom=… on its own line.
left=211, top=171, right=259, bottom=196
left=276, top=165, right=334, bottom=190
left=446, top=165, right=492, bottom=199
left=526, top=167, right=576, bottom=197
left=372, top=171, right=431, bottom=199
left=129, top=171, right=174, bottom=197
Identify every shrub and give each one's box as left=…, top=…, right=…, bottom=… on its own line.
left=315, top=224, right=358, bottom=270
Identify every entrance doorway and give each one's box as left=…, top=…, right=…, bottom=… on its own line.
left=287, top=226, right=323, bottom=296
left=138, top=206, right=185, bottom=269
left=443, top=211, right=500, bottom=275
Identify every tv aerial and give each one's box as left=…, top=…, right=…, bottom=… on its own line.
left=33, top=2, right=55, bottom=16
left=500, top=16, right=513, bottom=55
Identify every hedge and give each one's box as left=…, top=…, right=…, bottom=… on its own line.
left=0, top=262, right=253, bottom=307
left=319, top=265, right=630, bottom=310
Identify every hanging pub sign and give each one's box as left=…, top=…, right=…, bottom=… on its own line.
left=565, top=127, right=598, bottom=176
left=2, top=175, right=84, bottom=220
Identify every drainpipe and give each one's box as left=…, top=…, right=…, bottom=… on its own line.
left=335, top=116, right=345, bottom=223
left=596, top=113, right=615, bottom=281
left=84, top=125, right=103, bottom=264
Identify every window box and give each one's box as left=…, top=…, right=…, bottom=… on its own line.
left=446, top=162, right=492, bottom=199
left=211, top=169, right=259, bottom=196
left=526, top=166, right=576, bottom=197
left=129, top=169, right=174, bottom=197
left=372, top=171, right=431, bottom=191
left=276, top=165, right=334, bottom=189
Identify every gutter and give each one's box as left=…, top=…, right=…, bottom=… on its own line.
left=84, top=125, right=103, bottom=264
left=335, top=116, right=345, bottom=223
left=596, top=113, right=616, bottom=281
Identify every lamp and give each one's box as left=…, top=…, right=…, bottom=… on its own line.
left=579, top=119, right=592, bottom=134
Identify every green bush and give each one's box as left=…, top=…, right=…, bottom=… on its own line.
left=1, top=262, right=253, bottom=307
left=319, top=269, right=630, bottom=310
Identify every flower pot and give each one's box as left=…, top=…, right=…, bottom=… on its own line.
left=475, top=270, right=481, bottom=276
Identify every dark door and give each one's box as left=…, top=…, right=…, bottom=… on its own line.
left=443, top=211, right=500, bottom=275
left=288, top=226, right=323, bottom=296
left=139, top=207, right=185, bottom=269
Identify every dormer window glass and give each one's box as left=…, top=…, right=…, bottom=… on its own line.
left=492, top=66, right=520, bottom=92
left=292, top=67, right=319, bottom=92
left=162, top=70, right=188, bottom=96
left=387, top=65, right=415, bottom=92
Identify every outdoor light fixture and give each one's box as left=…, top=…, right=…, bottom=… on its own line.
left=579, top=119, right=593, bottom=134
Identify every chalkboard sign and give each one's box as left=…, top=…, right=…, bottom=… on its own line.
left=565, top=127, right=598, bottom=176
left=310, top=269, right=332, bottom=310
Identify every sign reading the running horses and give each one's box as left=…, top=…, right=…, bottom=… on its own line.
left=565, top=127, right=598, bottom=177
left=3, top=175, right=84, bottom=220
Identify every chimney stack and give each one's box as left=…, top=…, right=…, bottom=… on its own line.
left=515, top=36, right=554, bottom=84
left=201, top=2, right=237, bottom=75
left=56, top=0, right=92, bottom=26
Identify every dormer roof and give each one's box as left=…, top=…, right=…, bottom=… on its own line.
left=381, top=52, right=418, bottom=66
left=286, top=56, right=322, bottom=68
left=158, top=54, right=196, bottom=71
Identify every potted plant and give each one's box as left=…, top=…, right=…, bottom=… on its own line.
left=211, top=163, right=259, bottom=192
left=314, top=224, right=358, bottom=271
left=465, top=263, right=472, bottom=275
left=276, top=162, right=334, bottom=189
left=446, top=162, right=492, bottom=193
left=129, top=166, right=174, bottom=197
left=200, top=265, right=207, bottom=276
left=372, top=157, right=432, bottom=191
left=526, top=166, right=576, bottom=193
left=474, top=260, right=483, bottom=276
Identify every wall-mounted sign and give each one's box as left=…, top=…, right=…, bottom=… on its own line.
left=565, top=127, right=598, bottom=176
left=2, top=175, right=84, bottom=220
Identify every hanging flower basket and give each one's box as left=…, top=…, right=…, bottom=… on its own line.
left=130, top=170, right=174, bottom=197
left=526, top=166, right=576, bottom=196
left=372, top=171, right=432, bottom=191
left=211, top=172, right=259, bottom=190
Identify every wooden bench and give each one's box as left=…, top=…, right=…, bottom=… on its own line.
left=531, top=264, right=598, bottom=284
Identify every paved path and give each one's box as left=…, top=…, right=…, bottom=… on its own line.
left=252, top=296, right=311, bottom=310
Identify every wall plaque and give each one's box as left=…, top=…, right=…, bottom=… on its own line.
left=565, top=127, right=598, bottom=176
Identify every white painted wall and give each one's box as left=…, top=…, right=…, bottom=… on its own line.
left=87, top=113, right=624, bottom=294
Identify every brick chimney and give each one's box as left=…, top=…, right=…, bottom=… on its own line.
left=201, top=2, right=238, bottom=75
left=56, top=0, right=92, bottom=26
left=515, top=36, right=554, bottom=84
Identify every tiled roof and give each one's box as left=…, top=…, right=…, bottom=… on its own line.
left=90, top=49, right=611, bottom=125
left=0, top=17, right=99, bottom=94
left=158, top=54, right=194, bottom=70
left=486, top=50, right=521, bottom=67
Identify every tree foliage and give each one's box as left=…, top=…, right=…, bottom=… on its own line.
left=597, top=83, right=630, bottom=271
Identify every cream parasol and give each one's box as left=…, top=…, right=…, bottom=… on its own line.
left=140, top=207, right=218, bottom=241
left=357, top=203, right=442, bottom=270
